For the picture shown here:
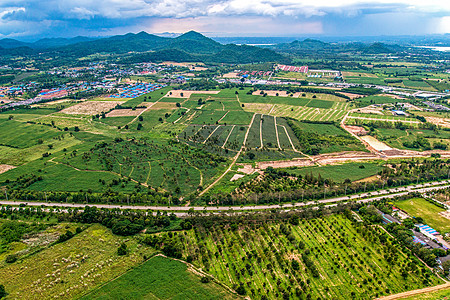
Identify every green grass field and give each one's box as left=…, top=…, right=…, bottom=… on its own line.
left=81, top=255, right=237, bottom=299
left=395, top=198, right=450, bottom=234
left=283, top=162, right=384, bottom=183
left=0, top=224, right=155, bottom=300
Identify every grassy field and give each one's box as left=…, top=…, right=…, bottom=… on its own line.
left=81, top=255, right=237, bottom=299
left=283, top=162, right=385, bottom=183
left=0, top=224, right=155, bottom=300
left=179, top=214, right=440, bottom=299
left=395, top=198, right=450, bottom=234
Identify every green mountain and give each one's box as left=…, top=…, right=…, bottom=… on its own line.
left=53, top=31, right=288, bottom=64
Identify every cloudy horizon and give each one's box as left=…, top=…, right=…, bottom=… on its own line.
left=1, top=0, right=450, bottom=40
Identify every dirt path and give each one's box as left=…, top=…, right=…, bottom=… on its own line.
left=347, top=116, right=420, bottom=124
left=217, top=111, right=229, bottom=123
left=259, top=116, right=264, bottom=148
left=376, top=282, right=450, bottom=300
left=203, top=125, right=221, bottom=144
left=199, top=113, right=256, bottom=196
left=278, top=124, right=316, bottom=162
left=222, top=125, right=235, bottom=148
left=274, top=116, right=281, bottom=149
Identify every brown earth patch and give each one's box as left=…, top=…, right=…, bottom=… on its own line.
left=0, top=164, right=15, bottom=174
left=61, top=101, right=123, bottom=115
left=164, top=90, right=220, bottom=98
left=106, top=108, right=145, bottom=117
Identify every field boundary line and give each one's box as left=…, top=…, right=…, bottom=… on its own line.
left=274, top=116, right=281, bottom=149
left=222, top=125, right=235, bottom=148
left=260, top=114, right=264, bottom=148
left=217, top=111, right=229, bottom=123
left=203, top=125, right=221, bottom=144
left=376, top=282, right=450, bottom=300
left=268, top=104, right=276, bottom=115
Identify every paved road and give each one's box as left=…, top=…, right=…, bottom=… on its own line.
left=2, top=180, right=449, bottom=216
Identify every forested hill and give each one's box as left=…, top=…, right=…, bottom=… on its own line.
left=0, top=31, right=289, bottom=64
left=269, top=38, right=405, bottom=54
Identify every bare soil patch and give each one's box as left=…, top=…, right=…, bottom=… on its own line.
left=426, top=116, right=450, bottom=128
left=236, top=164, right=256, bottom=174
left=106, top=108, right=145, bottom=117
left=230, top=174, right=245, bottom=181
left=339, top=92, right=364, bottom=99
left=242, top=103, right=274, bottom=115
left=360, top=136, right=392, bottom=151
left=343, top=125, right=369, bottom=136
left=0, top=164, right=15, bottom=174
left=61, top=101, right=123, bottom=115
left=164, top=90, right=220, bottom=98
left=223, top=72, right=239, bottom=78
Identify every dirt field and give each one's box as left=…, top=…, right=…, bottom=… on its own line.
left=426, top=116, right=450, bottom=128
left=360, top=135, right=392, bottom=151
left=223, top=72, right=239, bottom=78
left=355, top=107, right=384, bottom=115
left=161, top=62, right=207, bottom=71
left=61, top=101, right=123, bottom=115
left=164, top=90, right=220, bottom=98
left=106, top=108, right=146, bottom=117
left=338, top=92, right=364, bottom=99
left=0, top=164, right=15, bottom=174
left=242, top=103, right=274, bottom=115
left=230, top=174, right=245, bottom=181
left=380, top=93, right=407, bottom=100
left=255, top=151, right=379, bottom=170
left=343, top=125, right=369, bottom=136
left=236, top=164, right=257, bottom=174
left=252, top=90, right=301, bottom=97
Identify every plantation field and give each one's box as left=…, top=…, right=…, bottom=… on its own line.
left=395, top=198, right=450, bottom=234
left=81, top=255, right=237, bottom=300
left=0, top=119, right=62, bottom=149
left=0, top=224, right=155, bottom=300
left=282, top=162, right=384, bottom=183
left=178, top=214, right=440, bottom=299
left=371, top=128, right=450, bottom=151
left=400, top=287, right=450, bottom=300
left=266, top=103, right=351, bottom=122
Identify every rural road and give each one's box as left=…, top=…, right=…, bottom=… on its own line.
left=2, top=180, right=450, bottom=216
left=376, top=282, right=450, bottom=300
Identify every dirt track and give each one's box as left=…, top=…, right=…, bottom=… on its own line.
left=376, top=282, right=450, bottom=300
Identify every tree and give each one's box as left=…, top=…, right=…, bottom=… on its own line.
left=0, top=284, right=6, bottom=299
left=117, top=243, right=128, bottom=256
left=74, top=126, right=80, bottom=132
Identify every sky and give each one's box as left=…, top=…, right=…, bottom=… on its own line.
left=1, top=0, right=450, bottom=40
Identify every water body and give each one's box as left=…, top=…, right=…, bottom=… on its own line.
left=417, top=46, right=450, bottom=52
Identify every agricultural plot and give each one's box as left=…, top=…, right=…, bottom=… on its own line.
left=218, top=111, right=253, bottom=125
left=246, top=114, right=262, bottom=148
left=180, top=214, right=440, bottom=300
left=283, top=162, right=384, bottom=183
left=370, top=128, right=450, bottom=151
left=190, top=110, right=228, bottom=125
left=56, top=139, right=228, bottom=194
left=0, top=119, right=62, bottom=148
left=395, top=198, right=450, bottom=234
left=60, top=101, right=123, bottom=115
left=269, top=104, right=349, bottom=122
left=122, top=86, right=172, bottom=107
left=81, top=255, right=237, bottom=300
left=348, top=112, right=419, bottom=123
left=0, top=224, right=155, bottom=300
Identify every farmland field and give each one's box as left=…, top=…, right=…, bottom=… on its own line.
left=176, top=214, right=441, bottom=299
left=282, top=162, right=384, bottom=182
left=81, top=255, right=237, bottom=300
left=0, top=224, right=156, bottom=300
left=395, top=198, right=450, bottom=234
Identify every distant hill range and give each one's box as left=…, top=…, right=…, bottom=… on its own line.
left=0, top=31, right=288, bottom=64
left=269, top=38, right=404, bottom=54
